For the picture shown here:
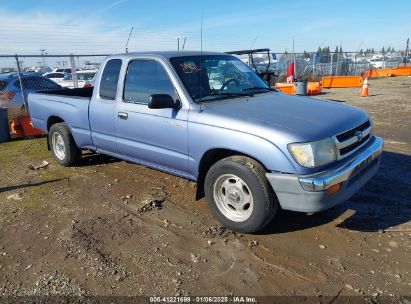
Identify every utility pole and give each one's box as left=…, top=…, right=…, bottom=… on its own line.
left=406, top=38, right=409, bottom=67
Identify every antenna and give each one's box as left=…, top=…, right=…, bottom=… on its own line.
left=249, top=36, right=258, bottom=50
left=200, top=12, right=203, bottom=54
left=199, top=12, right=204, bottom=111
left=125, top=26, right=134, bottom=53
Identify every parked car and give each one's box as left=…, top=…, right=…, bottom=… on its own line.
left=28, top=51, right=383, bottom=233
left=43, top=72, right=68, bottom=84
left=53, top=68, right=75, bottom=74
left=369, top=56, right=386, bottom=69
left=0, top=73, right=61, bottom=111
left=60, top=70, right=98, bottom=88
left=27, top=66, right=52, bottom=75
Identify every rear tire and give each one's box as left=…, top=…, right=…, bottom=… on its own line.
left=204, top=156, right=278, bottom=233
left=49, top=123, right=81, bottom=167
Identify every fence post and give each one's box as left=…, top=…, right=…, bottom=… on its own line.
left=312, top=52, right=315, bottom=80
left=329, top=52, right=333, bottom=76
left=69, top=55, right=78, bottom=88
left=15, top=54, right=28, bottom=115
left=354, top=53, right=357, bottom=76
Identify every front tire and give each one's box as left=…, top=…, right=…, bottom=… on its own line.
left=204, top=156, right=278, bottom=233
left=49, top=123, right=81, bottom=167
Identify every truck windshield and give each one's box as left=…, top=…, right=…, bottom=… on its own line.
left=170, top=55, right=270, bottom=102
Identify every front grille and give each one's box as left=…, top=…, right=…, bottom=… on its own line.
left=335, top=120, right=372, bottom=158
left=340, top=134, right=370, bottom=155
left=336, top=120, right=371, bottom=142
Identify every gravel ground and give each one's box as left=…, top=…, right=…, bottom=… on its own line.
left=0, top=76, right=410, bottom=301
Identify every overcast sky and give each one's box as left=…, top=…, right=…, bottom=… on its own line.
left=1, top=0, right=410, bottom=55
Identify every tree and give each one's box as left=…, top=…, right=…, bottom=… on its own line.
left=382, top=47, right=386, bottom=55
left=333, top=45, right=339, bottom=62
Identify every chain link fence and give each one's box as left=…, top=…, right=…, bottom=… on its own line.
left=0, top=54, right=107, bottom=119
left=239, top=51, right=406, bottom=82
left=0, top=52, right=408, bottom=119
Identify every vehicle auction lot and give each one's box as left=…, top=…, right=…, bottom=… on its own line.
left=0, top=77, right=410, bottom=298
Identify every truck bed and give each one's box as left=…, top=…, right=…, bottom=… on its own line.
left=36, top=87, right=94, bottom=98
left=28, top=87, right=94, bottom=149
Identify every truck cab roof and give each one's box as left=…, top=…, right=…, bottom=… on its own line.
left=109, top=51, right=226, bottom=60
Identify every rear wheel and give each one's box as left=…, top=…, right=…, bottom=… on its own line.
left=49, top=123, right=81, bottom=166
left=204, top=156, right=278, bottom=233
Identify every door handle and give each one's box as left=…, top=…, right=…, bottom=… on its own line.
left=118, top=112, right=128, bottom=120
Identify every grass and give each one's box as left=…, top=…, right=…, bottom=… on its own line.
left=0, top=137, right=79, bottom=216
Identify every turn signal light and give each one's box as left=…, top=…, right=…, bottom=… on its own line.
left=327, top=183, right=341, bottom=197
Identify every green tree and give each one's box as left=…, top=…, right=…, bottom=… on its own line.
left=333, top=45, right=339, bottom=62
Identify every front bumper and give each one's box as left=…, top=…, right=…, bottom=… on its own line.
left=266, top=136, right=383, bottom=212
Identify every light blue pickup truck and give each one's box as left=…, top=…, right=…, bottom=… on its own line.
left=28, top=51, right=383, bottom=233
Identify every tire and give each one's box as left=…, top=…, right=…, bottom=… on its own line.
left=49, top=123, right=81, bottom=167
left=204, top=156, right=278, bottom=233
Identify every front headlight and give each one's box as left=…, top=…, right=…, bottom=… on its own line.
left=288, top=138, right=337, bottom=168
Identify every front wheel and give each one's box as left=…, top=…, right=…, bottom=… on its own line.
left=49, top=123, right=81, bottom=167
left=204, top=156, right=278, bottom=233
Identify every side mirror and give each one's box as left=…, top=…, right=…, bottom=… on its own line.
left=148, top=94, right=180, bottom=109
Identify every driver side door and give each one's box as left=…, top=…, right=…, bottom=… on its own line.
left=114, top=59, right=189, bottom=177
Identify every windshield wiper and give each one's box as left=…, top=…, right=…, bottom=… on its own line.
left=194, top=91, right=253, bottom=102
left=208, top=91, right=253, bottom=97
left=241, top=87, right=276, bottom=92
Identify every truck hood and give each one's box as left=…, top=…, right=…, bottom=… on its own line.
left=203, top=92, right=369, bottom=141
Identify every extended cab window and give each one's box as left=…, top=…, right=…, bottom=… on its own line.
left=99, top=59, right=122, bottom=100
left=123, top=60, right=175, bottom=104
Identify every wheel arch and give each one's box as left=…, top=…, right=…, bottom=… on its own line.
left=195, top=148, right=269, bottom=200
left=46, top=116, right=65, bottom=150
left=47, top=115, right=65, bottom=131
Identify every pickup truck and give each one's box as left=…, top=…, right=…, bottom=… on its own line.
left=28, top=51, right=383, bottom=233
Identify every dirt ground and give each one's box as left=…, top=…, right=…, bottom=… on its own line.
left=0, top=76, right=410, bottom=300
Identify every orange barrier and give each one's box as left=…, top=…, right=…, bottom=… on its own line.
left=10, top=115, right=44, bottom=138
left=321, top=76, right=363, bottom=88
left=363, top=67, right=411, bottom=78
left=391, top=66, right=411, bottom=76
left=274, top=82, right=322, bottom=95
left=363, top=69, right=392, bottom=78
left=307, top=82, right=322, bottom=95
left=273, top=83, right=295, bottom=95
